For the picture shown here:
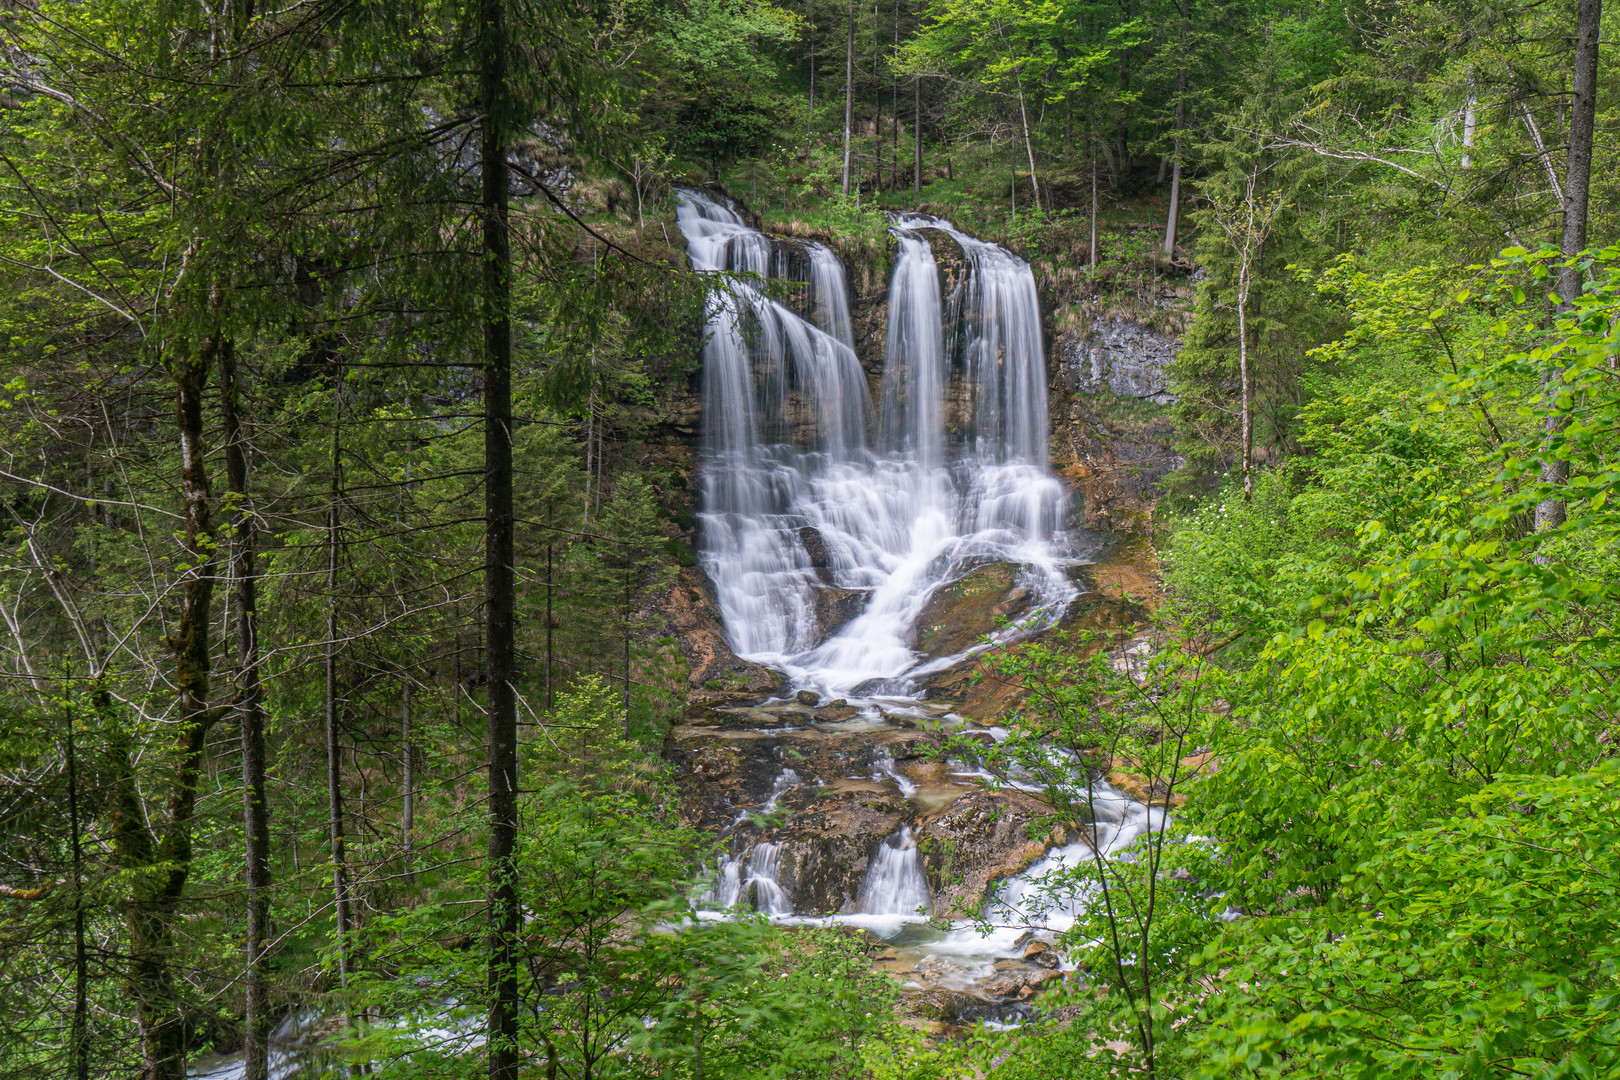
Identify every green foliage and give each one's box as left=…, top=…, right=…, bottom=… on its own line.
left=1157, top=246, right=1620, bottom=1077
left=1195, top=766, right=1620, bottom=1079
left=649, top=0, right=802, bottom=171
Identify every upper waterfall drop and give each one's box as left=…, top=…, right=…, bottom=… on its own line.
left=675, top=189, right=1073, bottom=698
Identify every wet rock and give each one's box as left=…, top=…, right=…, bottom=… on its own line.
left=909, top=988, right=983, bottom=1022
left=981, top=968, right=1065, bottom=1001
left=811, top=584, right=870, bottom=641
left=692, top=746, right=743, bottom=782
left=814, top=704, right=860, bottom=722
left=798, top=525, right=833, bottom=581
left=916, top=789, right=1066, bottom=916
left=656, top=567, right=780, bottom=706
left=992, top=958, right=1030, bottom=972
left=1025, top=943, right=1060, bottom=969
left=912, top=563, right=1034, bottom=658
left=796, top=689, right=821, bottom=707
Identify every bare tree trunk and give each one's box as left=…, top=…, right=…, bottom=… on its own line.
left=1537, top=0, right=1602, bottom=533
left=66, top=716, right=88, bottom=1080
left=123, top=340, right=220, bottom=1080
left=622, top=566, right=633, bottom=727
left=1237, top=259, right=1253, bottom=501
left=873, top=0, right=882, bottom=193
left=545, top=522, right=554, bottom=710
left=324, top=390, right=353, bottom=994
left=1461, top=70, right=1477, bottom=169
left=1014, top=82, right=1042, bottom=211
left=219, top=338, right=271, bottom=1080
left=891, top=0, right=899, bottom=190
left=478, top=0, right=521, bottom=1074
left=806, top=5, right=815, bottom=160
left=401, top=678, right=414, bottom=884
left=1163, top=7, right=1188, bottom=256
left=913, top=73, right=921, bottom=192
left=842, top=0, right=855, bottom=195
left=1089, top=138, right=1099, bottom=266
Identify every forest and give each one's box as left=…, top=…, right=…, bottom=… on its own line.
left=0, top=0, right=1616, bottom=1077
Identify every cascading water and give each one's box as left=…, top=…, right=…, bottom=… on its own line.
left=701, top=841, right=793, bottom=915
left=858, top=826, right=932, bottom=916
left=675, top=190, right=1073, bottom=699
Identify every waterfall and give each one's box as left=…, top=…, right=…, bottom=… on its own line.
left=871, top=751, right=917, bottom=798
left=675, top=190, right=1073, bottom=699
left=764, top=767, right=802, bottom=812
left=858, top=826, right=931, bottom=916
left=806, top=242, right=855, bottom=347
left=699, top=841, right=793, bottom=915
left=987, top=780, right=1161, bottom=934
left=745, top=843, right=794, bottom=915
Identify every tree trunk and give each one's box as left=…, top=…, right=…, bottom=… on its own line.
left=1163, top=11, right=1188, bottom=256
left=1089, top=138, right=1099, bottom=266
left=401, top=677, right=414, bottom=885
left=806, top=6, right=815, bottom=160
left=324, top=388, right=353, bottom=994
left=123, top=340, right=220, bottom=1080
left=891, top=0, right=899, bottom=190
left=479, top=0, right=521, bottom=1074
left=873, top=0, right=882, bottom=193
left=66, top=716, right=88, bottom=1080
left=545, top=529, right=554, bottom=711
left=1238, top=263, right=1253, bottom=501
left=1461, top=70, right=1477, bottom=169
left=842, top=0, right=855, bottom=195
left=622, top=566, right=633, bottom=727
left=218, top=338, right=271, bottom=1080
left=1015, top=82, right=1042, bottom=211
left=1536, top=0, right=1601, bottom=533
left=913, top=73, right=921, bottom=192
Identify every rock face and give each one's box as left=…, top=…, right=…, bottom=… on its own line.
left=1059, top=316, right=1180, bottom=405
left=656, top=567, right=780, bottom=708
left=912, top=563, right=1034, bottom=658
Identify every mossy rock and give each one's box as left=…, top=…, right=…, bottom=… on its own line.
left=912, top=562, right=1033, bottom=657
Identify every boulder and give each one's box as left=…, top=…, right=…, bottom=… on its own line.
left=796, top=689, right=821, bottom=707
left=656, top=567, right=780, bottom=705
left=798, top=525, right=833, bottom=581
left=811, top=584, right=869, bottom=642
left=916, top=789, right=1065, bottom=916
left=909, top=988, right=984, bottom=1022
left=912, top=563, right=1035, bottom=658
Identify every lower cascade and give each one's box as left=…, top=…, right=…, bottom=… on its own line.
left=858, top=827, right=931, bottom=916
left=675, top=190, right=1074, bottom=698
left=703, top=842, right=793, bottom=916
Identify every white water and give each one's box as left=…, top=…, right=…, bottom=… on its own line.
left=871, top=751, right=918, bottom=798
left=187, top=1010, right=324, bottom=1079
left=701, top=840, right=793, bottom=915
left=858, top=826, right=932, bottom=916
left=675, top=191, right=1073, bottom=699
